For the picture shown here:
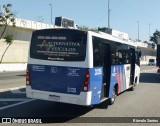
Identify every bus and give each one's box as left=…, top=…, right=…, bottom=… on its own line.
left=157, top=41, right=160, bottom=73
left=26, top=28, right=141, bottom=106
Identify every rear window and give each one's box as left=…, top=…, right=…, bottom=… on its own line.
left=149, top=59, right=155, bottom=62
left=30, top=29, right=87, bottom=61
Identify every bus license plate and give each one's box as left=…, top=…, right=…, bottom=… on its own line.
left=49, top=95, right=60, bottom=101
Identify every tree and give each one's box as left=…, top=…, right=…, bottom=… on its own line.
left=151, top=43, right=156, bottom=49
left=78, top=26, right=98, bottom=32
left=150, top=30, right=160, bottom=45
left=0, top=4, right=15, bottom=39
left=0, top=4, right=15, bottom=63
left=0, top=34, right=14, bottom=63
left=143, top=41, right=148, bottom=44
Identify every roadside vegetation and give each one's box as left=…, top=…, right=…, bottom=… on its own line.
left=0, top=3, right=15, bottom=63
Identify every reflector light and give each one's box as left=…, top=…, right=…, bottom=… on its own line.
left=82, top=69, right=90, bottom=92
left=85, top=74, right=90, bottom=78
left=83, top=86, right=88, bottom=91
left=84, top=81, right=89, bottom=85
left=26, top=76, right=29, bottom=80
left=26, top=67, right=31, bottom=85
left=26, top=81, right=30, bottom=85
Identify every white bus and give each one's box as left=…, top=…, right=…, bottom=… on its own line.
left=26, top=28, right=141, bottom=106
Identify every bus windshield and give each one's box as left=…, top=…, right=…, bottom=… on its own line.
left=30, top=29, right=87, bottom=61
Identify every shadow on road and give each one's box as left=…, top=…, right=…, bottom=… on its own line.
left=16, top=74, right=26, bottom=77
left=0, top=98, right=109, bottom=123
left=140, top=73, right=160, bottom=83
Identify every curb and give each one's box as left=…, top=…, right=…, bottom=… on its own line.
left=0, top=64, right=27, bottom=73
left=140, top=68, right=157, bottom=73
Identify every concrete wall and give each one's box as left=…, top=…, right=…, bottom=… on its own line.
left=0, top=39, right=29, bottom=63
left=0, top=18, right=54, bottom=63
left=0, top=23, right=32, bottom=63
left=10, top=18, right=54, bottom=30
left=138, top=47, right=156, bottom=65
left=140, top=56, right=156, bottom=65
left=0, top=26, right=32, bottom=42
left=0, top=38, right=156, bottom=64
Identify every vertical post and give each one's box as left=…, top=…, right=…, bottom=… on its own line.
left=108, top=0, right=111, bottom=29
left=138, top=20, right=139, bottom=41
left=49, top=4, right=53, bottom=24
left=149, top=23, right=151, bottom=41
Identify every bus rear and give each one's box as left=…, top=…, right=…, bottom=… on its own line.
left=26, top=29, right=92, bottom=106
left=157, top=42, right=160, bottom=73
left=157, top=42, right=160, bottom=65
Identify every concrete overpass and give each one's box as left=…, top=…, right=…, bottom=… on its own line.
left=0, top=18, right=54, bottom=63
left=0, top=18, right=156, bottom=64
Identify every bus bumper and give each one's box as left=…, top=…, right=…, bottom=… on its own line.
left=26, top=86, right=92, bottom=106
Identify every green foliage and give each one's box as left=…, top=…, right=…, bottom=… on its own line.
left=150, top=30, right=160, bottom=45
left=143, top=41, right=148, bottom=44
left=151, top=43, right=156, bottom=49
left=78, top=26, right=89, bottom=31
left=0, top=3, right=15, bottom=39
left=0, top=33, right=14, bottom=64
left=78, top=26, right=98, bottom=32
left=0, top=4, right=14, bottom=24
left=0, top=3, right=15, bottom=63
left=4, top=34, right=14, bottom=44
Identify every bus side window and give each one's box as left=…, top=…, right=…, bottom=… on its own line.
left=135, top=51, right=140, bottom=66
left=111, top=43, right=119, bottom=65
left=122, top=51, right=126, bottom=64
left=122, top=50, right=129, bottom=64
left=93, top=37, right=103, bottom=67
left=118, top=51, right=123, bottom=64
left=127, top=51, right=131, bottom=64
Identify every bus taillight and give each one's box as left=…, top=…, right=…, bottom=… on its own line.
left=26, top=68, right=30, bottom=85
left=82, top=70, right=90, bottom=92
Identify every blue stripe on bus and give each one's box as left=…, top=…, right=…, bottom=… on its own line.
left=28, top=64, right=129, bottom=104
left=109, top=65, right=127, bottom=98
left=28, top=64, right=88, bottom=95
left=90, top=67, right=103, bottom=105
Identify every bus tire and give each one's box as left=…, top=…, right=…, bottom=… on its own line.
left=129, top=84, right=135, bottom=91
left=94, top=100, right=109, bottom=109
left=109, top=88, right=116, bottom=105
left=129, top=77, right=137, bottom=91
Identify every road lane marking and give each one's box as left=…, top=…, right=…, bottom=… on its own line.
left=0, top=98, right=29, bottom=102
left=0, top=86, right=25, bottom=93
left=0, top=99, right=36, bottom=111
left=11, top=89, right=26, bottom=94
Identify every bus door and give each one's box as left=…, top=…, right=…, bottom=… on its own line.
left=130, top=48, right=135, bottom=85
left=92, top=37, right=111, bottom=99
left=101, top=43, right=111, bottom=98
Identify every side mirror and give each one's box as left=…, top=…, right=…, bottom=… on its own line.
left=138, top=51, right=142, bottom=57
left=137, top=48, right=142, bottom=57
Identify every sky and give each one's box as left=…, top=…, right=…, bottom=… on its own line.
left=0, top=0, right=160, bottom=42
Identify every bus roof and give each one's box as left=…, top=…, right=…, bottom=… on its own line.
left=32, top=28, right=137, bottom=47
left=88, top=30, right=136, bottom=47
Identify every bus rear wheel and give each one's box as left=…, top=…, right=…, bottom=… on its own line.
left=129, top=84, right=136, bottom=91
left=109, top=88, right=116, bottom=105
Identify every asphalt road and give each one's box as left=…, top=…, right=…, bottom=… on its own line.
left=0, top=71, right=25, bottom=90
left=0, top=65, right=160, bottom=125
